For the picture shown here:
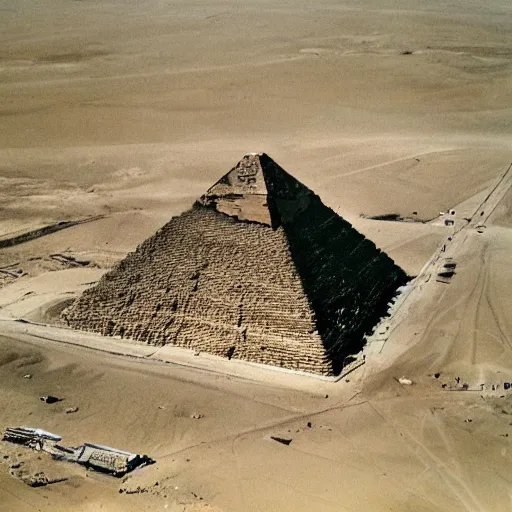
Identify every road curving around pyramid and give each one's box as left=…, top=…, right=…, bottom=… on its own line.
left=62, top=154, right=409, bottom=376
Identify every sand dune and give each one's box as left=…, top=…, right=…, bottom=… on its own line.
left=1, top=0, right=512, bottom=509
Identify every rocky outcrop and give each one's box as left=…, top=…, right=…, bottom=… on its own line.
left=62, top=154, right=408, bottom=376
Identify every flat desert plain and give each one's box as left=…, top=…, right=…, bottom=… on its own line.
left=1, top=0, right=512, bottom=510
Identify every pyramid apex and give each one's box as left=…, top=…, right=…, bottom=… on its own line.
left=199, top=153, right=270, bottom=224
left=200, top=153, right=311, bottom=226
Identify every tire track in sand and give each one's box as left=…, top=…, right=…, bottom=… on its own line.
left=370, top=402, right=485, bottom=512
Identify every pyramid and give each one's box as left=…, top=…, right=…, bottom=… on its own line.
left=62, top=153, right=408, bottom=376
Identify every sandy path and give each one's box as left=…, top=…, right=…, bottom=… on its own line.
left=365, top=160, right=512, bottom=363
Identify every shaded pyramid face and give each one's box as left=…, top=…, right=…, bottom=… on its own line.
left=62, top=153, right=408, bottom=376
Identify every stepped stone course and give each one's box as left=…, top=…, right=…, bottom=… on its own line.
left=62, top=153, right=408, bottom=376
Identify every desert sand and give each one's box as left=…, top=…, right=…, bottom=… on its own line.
left=1, top=0, right=512, bottom=510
